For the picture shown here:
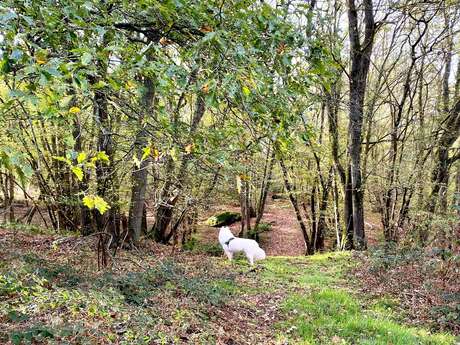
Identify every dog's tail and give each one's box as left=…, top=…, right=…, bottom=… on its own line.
left=254, top=247, right=266, bottom=261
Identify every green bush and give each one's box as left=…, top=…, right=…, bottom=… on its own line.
left=183, top=238, right=223, bottom=257
left=248, top=222, right=272, bottom=238
left=406, top=212, right=458, bottom=248
left=367, top=245, right=424, bottom=271
left=10, top=326, right=55, bottom=344
left=205, top=211, right=241, bottom=227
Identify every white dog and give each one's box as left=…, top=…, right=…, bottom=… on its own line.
left=218, top=226, right=266, bottom=265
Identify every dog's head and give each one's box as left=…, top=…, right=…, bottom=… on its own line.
left=219, top=226, right=233, bottom=237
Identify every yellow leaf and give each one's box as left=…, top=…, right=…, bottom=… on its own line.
left=71, top=166, right=84, bottom=181
left=96, top=151, right=110, bottom=163
left=185, top=143, right=194, bottom=154
left=77, top=152, right=87, bottom=164
left=153, top=148, right=160, bottom=159
left=93, top=196, right=110, bottom=215
left=242, top=86, right=250, bottom=96
left=239, top=173, right=250, bottom=181
left=236, top=175, right=241, bottom=194
left=36, top=51, right=47, bottom=65
left=82, top=195, right=110, bottom=215
left=126, top=80, right=136, bottom=89
left=170, top=147, right=178, bottom=161
left=69, top=106, right=81, bottom=114
left=141, top=147, right=151, bottom=161
left=82, top=195, right=95, bottom=209
left=201, top=84, right=209, bottom=94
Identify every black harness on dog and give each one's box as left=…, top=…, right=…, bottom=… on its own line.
left=224, top=237, right=235, bottom=246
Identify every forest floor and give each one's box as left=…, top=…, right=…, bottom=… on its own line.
left=0, top=225, right=458, bottom=344
left=196, top=198, right=383, bottom=256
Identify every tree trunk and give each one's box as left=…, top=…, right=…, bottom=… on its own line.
left=455, top=163, right=460, bottom=216
left=92, top=75, right=120, bottom=247
left=315, top=167, right=334, bottom=251
left=151, top=93, right=206, bottom=243
left=279, top=158, right=312, bottom=255
left=347, top=0, right=376, bottom=250
left=128, top=77, right=154, bottom=244
left=254, top=149, right=275, bottom=235
left=6, top=172, right=15, bottom=222
left=344, top=165, right=354, bottom=249
left=427, top=99, right=460, bottom=213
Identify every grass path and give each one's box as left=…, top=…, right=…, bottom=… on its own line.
left=260, top=253, right=455, bottom=344
left=0, top=228, right=456, bottom=344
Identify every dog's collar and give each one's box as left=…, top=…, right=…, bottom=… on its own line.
left=224, top=237, right=235, bottom=246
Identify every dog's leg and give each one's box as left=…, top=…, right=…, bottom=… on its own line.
left=247, top=254, right=254, bottom=266
left=224, top=250, right=233, bottom=261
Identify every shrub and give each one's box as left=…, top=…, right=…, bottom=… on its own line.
left=248, top=222, right=272, bottom=238
left=205, top=211, right=241, bottom=227
left=183, top=238, right=223, bottom=256
left=10, top=326, right=54, bottom=344
left=405, top=212, right=458, bottom=249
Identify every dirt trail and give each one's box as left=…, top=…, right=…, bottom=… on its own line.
left=257, top=199, right=306, bottom=256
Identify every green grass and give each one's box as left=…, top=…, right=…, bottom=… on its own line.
left=267, top=253, right=456, bottom=345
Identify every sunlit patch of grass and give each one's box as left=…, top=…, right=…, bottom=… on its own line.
left=282, top=289, right=454, bottom=344
left=276, top=253, right=456, bottom=345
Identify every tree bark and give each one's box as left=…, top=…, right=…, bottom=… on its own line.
left=347, top=0, right=376, bottom=250
left=128, top=77, right=154, bottom=244
left=427, top=99, right=460, bottom=213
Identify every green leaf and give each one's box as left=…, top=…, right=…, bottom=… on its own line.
left=242, top=86, right=251, bottom=96
left=93, top=80, right=107, bottom=89
left=81, top=52, right=92, bottom=66
left=71, top=166, right=84, bottom=181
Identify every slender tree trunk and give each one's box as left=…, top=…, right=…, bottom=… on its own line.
left=344, top=165, right=354, bottom=249
left=245, top=180, right=251, bottom=235
left=7, top=172, right=15, bottom=222
left=455, top=163, right=460, bottom=216
left=239, top=179, right=246, bottom=237
left=315, top=167, right=334, bottom=251
left=92, top=75, right=120, bottom=246
left=128, top=77, right=154, bottom=244
left=326, top=82, right=354, bottom=248
left=279, top=158, right=312, bottom=255
left=152, top=94, right=206, bottom=243
left=254, top=150, right=276, bottom=234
